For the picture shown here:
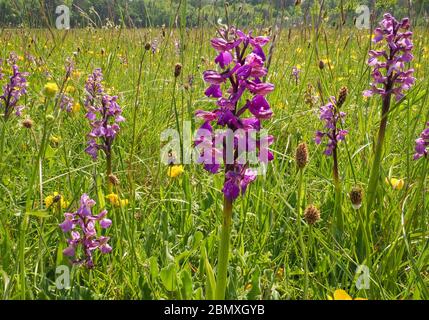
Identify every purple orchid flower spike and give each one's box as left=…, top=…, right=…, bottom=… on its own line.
left=363, top=13, right=415, bottom=102
left=414, top=122, right=429, bottom=160
left=196, top=27, right=275, bottom=202
left=59, top=194, right=112, bottom=268
left=315, top=96, right=348, bottom=157
left=0, top=54, right=29, bottom=120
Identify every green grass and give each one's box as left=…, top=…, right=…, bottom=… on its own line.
left=0, top=21, right=428, bottom=300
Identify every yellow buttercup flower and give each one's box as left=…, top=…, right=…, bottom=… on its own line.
left=50, top=135, right=61, bottom=144
left=45, top=192, right=69, bottom=209
left=72, top=102, right=81, bottom=114
left=167, top=165, right=184, bottom=178
left=385, top=177, right=404, bottom=190
left=106, top=193, right=128, bottom=207
left=65, top=85, right=75, bottom=94
left=43, top=82, right=59, bottom=98
left=72, top=70, right=82, bottom=79
left=328, top=289, right=367, bottom=300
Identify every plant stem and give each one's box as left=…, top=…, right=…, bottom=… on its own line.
left=366, top=90, right=392, bottom=213
left=296, top=169, right=309, bottom=299
left=332, top=145, right=343, bottom=239
left=215, top=196, right=233, bottom=300
left=0, top=119, right=7, bottom=172
left=106, top=146, right=113, bottom=193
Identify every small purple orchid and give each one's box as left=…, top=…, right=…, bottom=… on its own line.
left=0, top=53, right=29, bottom=120
left=363, top=13, right=415, bottom=101
left=195, top=28, right=275, bottom=202
left=291, top=66, right=301, bottom=85
left=59, top=94, right=74, bottom=113
left=84, top=69, right=125, bottom=160
left=414, top=122, right=429, bottom=160
left=315, top=97, right=348, bottom=156
left=59, top=194, right=112, bottom=268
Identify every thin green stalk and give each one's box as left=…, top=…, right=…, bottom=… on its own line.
left=215, top=196, right=233, bottom=300
left=366, top=91, right=392, bottom=213
left=296, top=169, right=309, bottom=299
left=332, top=145, right=343, bottom=239
left=0, top=119, right=8, bottom=171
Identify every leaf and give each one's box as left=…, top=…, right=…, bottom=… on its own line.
left=149, top=256, right=159, bottom=279
left=25, top=210, right=51, bottom=218
left=201, top=245, right=216, bottom=300
left=180, top=268, right=193, bottom=300
left=193, top=231, right=204, bottom=249
left=160, top=263, right=177, bottom=292
left=247, top=267, right=261, bottom=300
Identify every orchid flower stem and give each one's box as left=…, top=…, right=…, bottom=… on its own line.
left=296, top=169, right=309, bottom=299
left=215, top=196, right=233, bottom=300
left=367, top=93, right=391, bottom=214
left=332, top=146, right=343, bottom=239
left=106, top=150, right=113, bottom=193
left=0, top=119, right=8, bottom=173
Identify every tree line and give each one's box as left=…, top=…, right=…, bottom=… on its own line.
left=0, top=0, right=428, bottom=28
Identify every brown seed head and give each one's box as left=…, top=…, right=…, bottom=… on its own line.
left=144, top=43, right=151, bottom=51
left=295, top=142, right=309, bottom=169
left=108, top=174, right=120, bottom=186
left=337, top=86, right=348, bottom=108
left=304, top=205, right=321, bottom=225
left=319, top=60, right=325, bottom=70
left=349, top=186, right=363, bottom=210
left=22, top=118, right=33, bottom=129
left=174, top=63, right=182, bottom=78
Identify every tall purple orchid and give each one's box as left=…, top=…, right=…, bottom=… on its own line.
left=365, top=14, right=415, bottom=211
left=196, top=27, right=274, bottom=300
left=59, top=194, right=112, bottom=268
left=315, top=88, right=348, bottom=238
left=0, top=53, right=29, bottom=120
left=84, top=69, right=125, bottom=191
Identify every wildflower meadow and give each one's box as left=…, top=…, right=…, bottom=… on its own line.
left=0, top=0, right=429, bottom=303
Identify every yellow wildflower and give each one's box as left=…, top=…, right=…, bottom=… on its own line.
left=385, top=177, right=404, bottom=190
left=328, top=289, right=367, bottom=300
left=50, top=135, right=61, bottom=144
left=167, top=165, right=184, bottom=178
left=43, top=82, right=59, bottom=98
left=45, top=192, right=69, bottom=209
left=72, top=102, right=81, bottom=114
left=106, top=193, right=128, bottom=207
left=72, top=70, right=82, bottom=79
left=65, top=85, right=75, bottom=94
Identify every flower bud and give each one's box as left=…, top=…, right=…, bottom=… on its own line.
left=144, top=43, right=151, bottom=51
left=319, top=60, right=325, bottom=70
